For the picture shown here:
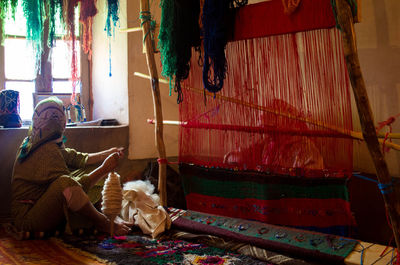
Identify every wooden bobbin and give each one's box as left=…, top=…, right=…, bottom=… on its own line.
left=110, top=215, right=116, bottom=238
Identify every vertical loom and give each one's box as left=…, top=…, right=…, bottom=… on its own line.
left=176, top=0, right=400, bottom=250
left=139, top=0, right=167, bottom=206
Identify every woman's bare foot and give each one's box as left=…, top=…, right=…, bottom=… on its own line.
left=75, top=202, right=131, bottom=236
left=116, top=216, right=134, bottom=226
left=96, top=215, right=131, bottom=236
left=113, top=220, right=131, bottom=236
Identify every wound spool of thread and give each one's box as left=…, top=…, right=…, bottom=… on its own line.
left=101, top=172, right=123, bottom=237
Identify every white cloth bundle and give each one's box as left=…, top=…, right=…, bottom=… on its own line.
left=121, top=180, right=171, bottom=238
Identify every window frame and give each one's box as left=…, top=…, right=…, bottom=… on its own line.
left=0, top=17, right=92, bottom=121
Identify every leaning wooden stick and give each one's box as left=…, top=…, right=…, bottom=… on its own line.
left=139, top=0, right=167, bottom=206
left=335, top=0, right=400, bottom=251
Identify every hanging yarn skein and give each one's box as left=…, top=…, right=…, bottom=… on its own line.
left=64, top=0, right=80, bottom=103
left=63, top=0, right=97, bottom=101
left=47, top=0, right=63, bottom=48
left=202, top=0, right=230, bottom=95
left=158, top=0, right=177, bottom=96
left=0, top=0, right=18, bottom=18
left=0, top=0, right=18, bottom=43
left=80, top=0, right=98, bottom=58
left=102, top=172, right=123, bottom=237
left=202, top=0, right=247, bottom=96
left=105, top=0, right=119, bottom=37
left=158, top=0, right=202, bottom=103
left=173, top=0, right=201, bottom=104
left=23, top=0, right=44, bottom=70
left=105, top=0, right=120, bottom=77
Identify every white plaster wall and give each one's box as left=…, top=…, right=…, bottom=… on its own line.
left=92, top=0, right=129, bottom=125
left=353, top=0, right=400, bottom=175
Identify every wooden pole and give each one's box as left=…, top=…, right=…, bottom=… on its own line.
left=335, top=0, right=400, bottom=251
left=139, top=0, right=167, bottom=206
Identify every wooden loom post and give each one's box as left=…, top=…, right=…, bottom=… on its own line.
left=335, top=0, right=400, bottom=250
left=139, top=0, right=167, bottom=206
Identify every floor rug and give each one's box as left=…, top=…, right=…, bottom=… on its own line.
left=62, top=231, right=270, bottom=265
left=0, top=231, right=105, bottom=265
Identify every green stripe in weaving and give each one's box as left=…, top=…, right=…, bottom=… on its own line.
left=183, top=175, right=349, bottom=201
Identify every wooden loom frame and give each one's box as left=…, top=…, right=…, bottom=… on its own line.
left=138, top=0, right=400, bottom=253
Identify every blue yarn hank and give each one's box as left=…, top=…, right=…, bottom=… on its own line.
left=202, top=0, right=230, bottom=94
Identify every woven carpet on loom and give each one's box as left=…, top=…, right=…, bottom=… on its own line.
left=180, top=164, right=356, bottom=237
left=169, top=208, right=358, bottom=265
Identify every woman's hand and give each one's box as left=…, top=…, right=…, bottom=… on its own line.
left=86, top=147, right=125, bottom=165
left=87, top=150, right=124, bottom=188
left=107, top=147, right=124, bottom=159
left=101, top=152, right=123, bottom=172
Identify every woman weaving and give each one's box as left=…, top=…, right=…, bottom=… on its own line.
left=11, top=97, right=131, bottom=236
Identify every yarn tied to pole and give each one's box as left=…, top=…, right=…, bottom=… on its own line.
left=330, top=0, right=358, bottom=29
left=139, top=10, right=157, bottom=53
left=353, top=173, right=399, bottom=195
left=376, top=113, right=400, bottom=154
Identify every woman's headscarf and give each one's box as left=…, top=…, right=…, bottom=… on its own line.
left=17, top=97, right=66, bottom=161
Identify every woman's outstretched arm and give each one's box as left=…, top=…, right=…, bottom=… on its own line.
left=86, top=152, right=123, bottom=188
left=86, top=147, right=124, bottom=165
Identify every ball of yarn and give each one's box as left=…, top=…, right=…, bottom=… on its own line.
left=101, top=172, right=123, bottom=217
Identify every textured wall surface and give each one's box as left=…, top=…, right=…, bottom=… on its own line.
left=353, top=0, right=400, bottom=176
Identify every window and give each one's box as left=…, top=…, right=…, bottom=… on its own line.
left=0, top=2, right=88, bottom=121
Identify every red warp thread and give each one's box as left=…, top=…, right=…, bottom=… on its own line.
left=380, top=235, right=393, bottom=257
left=180, top=27, right=353, bottom=177
left=383, top=206, right=400, bottom=263
left=382, top=132, right=391, bottom=154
